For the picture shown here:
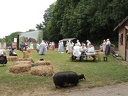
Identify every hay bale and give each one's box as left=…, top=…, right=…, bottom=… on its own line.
left=99, top=52, right=105, bottom=55
left=45, top=61, right=52, bottom=65
left=34, top=61, right=51, bottom=66
left=30, top=65, right=54, bottom=76
left=9, top=64, right=31, bottom=73
left=15, top=61, right=31, bottom=65
left=18, top=57, right=34, bottom=63
left=22, top=51, right=29, bottom=58
left=7, top=56, right=18, bottom=62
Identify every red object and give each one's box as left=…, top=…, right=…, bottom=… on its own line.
left=12, top=42, right=17, bottom=48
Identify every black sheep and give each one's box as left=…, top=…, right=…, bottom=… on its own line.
left=0, top=55, right=7, bottom=65
left=53, top=71, right=85, bottom=88
left=78, top=74, right=86, bottom=80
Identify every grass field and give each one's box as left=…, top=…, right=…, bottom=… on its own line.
left=0, top=49, right=128, bottom=95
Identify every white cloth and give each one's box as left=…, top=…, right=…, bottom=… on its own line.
left=36, top=43, right=40, bottom=50
left=58, top=41, right=64, bottom=52
left=66, top=41, right=69, bottom=51
left=80, top=46, right=87, bottom=52
left=68, top=41, right=74, bottom=53
left=39, top=41, right=46, bottom=55
left=106, top=40, right=111, bottom=45
left=0, top=49, right=4, bottom=55
left=86, top=46, right=95, bottom=55
left=87, top=46, right=95, bottom=53
left=86, top=52, right=96, bottom=56
left=73, top=46, right=81, bottom=57
left=86, top=40, right=91, bottom=47
left=102, top=42, right=106, bottom=52
left=75, top=42, right=81, bottom=46
left=30, top=43, right=34, bottom=49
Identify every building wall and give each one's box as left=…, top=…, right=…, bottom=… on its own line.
left=118, top=27, right=126, bottom=59
left=0, top=42, right=6, bottom=49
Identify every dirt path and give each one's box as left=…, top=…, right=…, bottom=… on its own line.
left=3, top=82, right=128, bottom=96
left=43, top=82, right=128, bottom=96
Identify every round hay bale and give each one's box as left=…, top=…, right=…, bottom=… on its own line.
left=7, top=56, right=18, bottom=62
left=9, top=64, right=31, bottom=73
left=30, top=65, right=54, bottom=76
left=34, top=61, right=51, bottom=66
left=15, top=61, right=31, bottom=65
left=18, top=57, right=34, bottom=63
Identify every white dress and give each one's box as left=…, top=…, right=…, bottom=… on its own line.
left=73, top=46, right=81, bottom=57
left=30, top=43, right=34, bottom=49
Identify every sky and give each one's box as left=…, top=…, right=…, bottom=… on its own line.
left=0, top=0, right=56, bottom=38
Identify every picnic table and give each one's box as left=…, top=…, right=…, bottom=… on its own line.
left=71, top=50, right=101, bottom=62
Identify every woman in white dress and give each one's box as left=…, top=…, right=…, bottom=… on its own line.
left=102, top=40, right=106, bottom=52
left=39, top=40, right=46, bottom=55
left=30, top=42, right=34, bottom=50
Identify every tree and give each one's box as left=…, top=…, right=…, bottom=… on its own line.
left=43, top=3, right=56, bottom=41
left=5, top=32, right=22, bottom=45
left=42, top=0, right=128, bottom=45
left=28, top=29, right=35, bottom=32
left=36, top=23, right=44, bottom=30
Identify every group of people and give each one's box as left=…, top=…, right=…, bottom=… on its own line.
left=57, top=38, right=112, bottom=61
left=36, top=40, right=56, bottom=55
left=20, top=42, right=34, bottom=51
left=100, top=39, right=111, bottom=55
left=19, top=38, right=111, bottom=58
left=58, top=39, right=96, bottom=60
left=19, top=40, right=56, bottom=55
left=73, top=40, right=95, bottom=60
left=58, top=39, right=75, bottom=53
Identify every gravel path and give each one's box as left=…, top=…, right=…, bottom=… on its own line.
left=4, top=82, right=128, bottom=96
left=46, top=82, right=128, bottom=96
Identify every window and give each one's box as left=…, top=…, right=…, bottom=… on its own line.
left=120, top=34, right=123, bottom=45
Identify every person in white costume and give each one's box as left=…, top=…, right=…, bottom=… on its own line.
left=30, top=42, right=34, bottom=50
left=105, top=39, right=111, bottom=55
left=58, top=40, right=64, bottom=53
left=102, top=40, right=106, bottom=52
left=39, top=40, right=46, bottom=55
left=75, top=40, right=81, bottom=46
left=86, top=40, right=91, bottom=48
left=68, top=40, right=74, bottom=54
left=73, top=44, right=81, bottom=58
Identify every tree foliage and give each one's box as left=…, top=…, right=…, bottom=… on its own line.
left=5, top=32, right=21, bottom=45
left=43, top=0, right=128, bottom=45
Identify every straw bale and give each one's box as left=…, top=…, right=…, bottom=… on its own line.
left=7, top=56, right=18, bottom=62
left=22, top=51, right=29, bottom=58
left=34, top=61, right=51, bottom=66
left=30, top=65, right=54, bottom=76
left=9, top=64, right=31, bottom=73
left=45, top=61, right=52, bottom=65
left=99, top=52, right=105, bottom=54
left=18, top=57, right=34, bottom=63
left=15, top=61, right=31, bottom=65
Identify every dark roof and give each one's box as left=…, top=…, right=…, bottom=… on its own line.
left=113, top=16, right=128, bottom=31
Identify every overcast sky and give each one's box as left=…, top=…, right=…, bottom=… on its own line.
left=0, top=0, right=56, bottom=38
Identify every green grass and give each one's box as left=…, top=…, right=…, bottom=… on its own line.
left=0, top=49, right=128, bottom=95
